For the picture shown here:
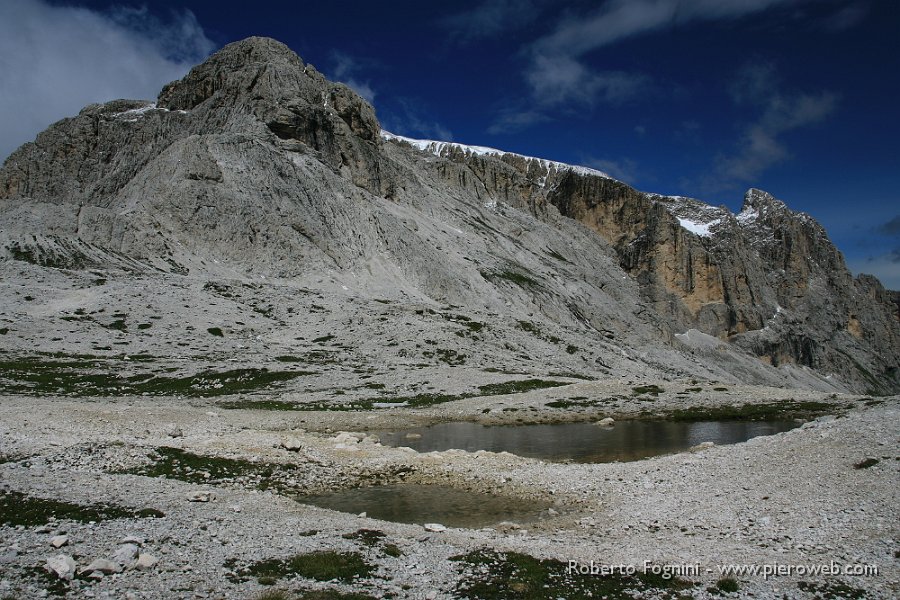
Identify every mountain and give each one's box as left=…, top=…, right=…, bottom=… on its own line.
left=1, top=36, right=897, bottom=396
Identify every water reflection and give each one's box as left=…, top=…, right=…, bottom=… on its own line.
left=377, top=420, right=798, bottom=463
left=298, top=484, right=549, bottom=528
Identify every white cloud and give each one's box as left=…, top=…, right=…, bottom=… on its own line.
left=330, top=51, right=376, bottom=104
left=0, top=0, right=214, bottom=162
left=526, top=54, right=650, bottom=108
left=443, top=0, right=547, bottom=41
left=702, top=62, right=838, bottom=192
left=493, top=0, right=799, bottom=132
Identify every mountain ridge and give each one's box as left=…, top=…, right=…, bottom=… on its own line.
left=1, top=36, right=897, bottom=394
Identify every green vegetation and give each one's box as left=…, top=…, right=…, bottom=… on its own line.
left=633, top=385, right=665, bottom=396
left=0, top=490, right=163, bottom=527
left=797, top=581, right=867, bottom=599
left=342, top=528, right=403, bottom=558
left=120, top=446, right=305, bottom=493
left=664, top=400, right=837, bottom=422
left=0, top=354, right=313, bottom=397
left=715, top=577, right=740, bottom=593
left=254, top=591, right=377, bottom=600
left=207, top=327, right=224, bottom=337
left=480, top=269, right=539, bottom=288
left=477, top=379, right=566, bottom=395
left=229, top=551, right=374, bottom=584
left=544, top=248, right=570, bottom=263
left=453, top=550, right=694, bottom=600
left=217, top=399, right=303, bottom=411
left=854, top=457, right=879, bottom=469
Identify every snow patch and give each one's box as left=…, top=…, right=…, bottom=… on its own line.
left=677, top=217, right=718, bottom=238
left=380, top=130, right=611, bottom=184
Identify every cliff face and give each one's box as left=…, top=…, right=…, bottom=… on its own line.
left=1, top=36, right=897, bottom=393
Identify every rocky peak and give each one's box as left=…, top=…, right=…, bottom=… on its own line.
left=157, top=37, right=308, bottom=112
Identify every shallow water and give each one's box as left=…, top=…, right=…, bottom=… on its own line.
left=376, top=420, right=799, bottom=463
left=298, top=484, right=550, bottom=528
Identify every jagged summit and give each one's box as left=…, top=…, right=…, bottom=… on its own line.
left=0, top=36, right=896, bottom=394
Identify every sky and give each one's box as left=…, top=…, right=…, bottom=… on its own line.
left=1, top=0, right=898, bottom=288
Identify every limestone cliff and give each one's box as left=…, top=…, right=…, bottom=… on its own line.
left=1, top=37, right=897, bottom=393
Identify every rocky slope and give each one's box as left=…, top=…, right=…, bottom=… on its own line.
left=0, top=36, right=897, bottom=394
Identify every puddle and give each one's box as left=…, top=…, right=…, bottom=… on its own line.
left=298, top=484, right=550, bottom=528
left=376, top=420, right=799, bottom=463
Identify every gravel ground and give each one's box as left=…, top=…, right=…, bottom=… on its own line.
left=0, top=386, right=897, bottom=599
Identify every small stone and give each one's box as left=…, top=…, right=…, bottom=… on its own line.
left=187, top=490, right=215, bottom=502
left=404, top=433, right=422, bottom=439
left=358, top=512, right=367, bottom=518
left=44, top=555, right=76, bottom=580
left=81, top=558, right=122, bottom=575
left=50, top=535, right=69, bottom=548
left=134, top=553, right=159, bottom=570
left=120, top=535, right=145, bottom=546
left=425, top=591, right=438, bottom=600
left=281, top=439, right=302, bottom=452
left=166, top=426, right=183, bottom=438
left=113, top=543, right=139, bottom=564
left=596, top=417, right=615, bottom=427
left=690, top=441, right=715, bottom=451
left=548, top=508, right=559, bottom=516
left=424, top=523, right=447, bottom=532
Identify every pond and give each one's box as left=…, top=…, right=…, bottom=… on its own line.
left=298, top=484, right=550, bottom=528
left=375, top=419, right=799, bottom=463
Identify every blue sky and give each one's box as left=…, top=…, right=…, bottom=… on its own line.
left=1, top=0, right=898, bottom=288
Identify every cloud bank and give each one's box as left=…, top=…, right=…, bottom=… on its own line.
left=491, top=0, right=800, bottom=132
left=0, top=0, right=215, bottom=162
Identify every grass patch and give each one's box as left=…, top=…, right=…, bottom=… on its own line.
left=665, top=400, right=837, bottom=422
left=477, top=379, right=567, bottom=395
left=341, top=529, right=385, bottom=546
left=853, top=458, right=879, bottom=469
left=207, top=327, right=224, bottom=337
left=0, top=490, right=163, bottom=527
left=230, top=551, right=374, bottom=584
left=120, top=447, right=306, bottom=493
left=633, top=384, right=665, bottom=396
left=217, top=399, right=303, bottom=411
left=797, top=581, right=867, bottom=599
left=481, top=269, right=539, bottom=288
left=715, top=577, right=739, bottom=593
left=364, top=379, right=568, bottom=409
left=312, top=335, right=335, bottom=344
left=0, top=354, right=312, bottom=397
left=453, top=550, right=693, bottom=600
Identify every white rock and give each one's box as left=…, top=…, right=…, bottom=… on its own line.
left=596, top=417, right=615, bottom=427
left=44, top=555, right=76, bottom=580
left=424, top=523, right=447, bottom=532
left=404, top=433, right=422, bottom=439
left=134, top=553, right=159, bottom=570
left=49, top=535, right=69, bottom=548
left=81, top=558, right=122, bottom=575
left=113, top=543, right=139, bottom=564
left=282, top=439, right=303, bottom=451
left=425, top=591, right=438, bottom=600
left=120, top=535, right=145, bottom=546
left=187, top=490, right=215, bottom=502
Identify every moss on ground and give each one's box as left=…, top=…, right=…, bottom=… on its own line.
left=0, top=490, right=163, bottom=527
left=0, top=353, right=313, bottom=397
left=665, top=400, right=837, bottom=421
left=228, top=551, right=375, bottom=585
left=453, top=550, right=694, bottom=599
